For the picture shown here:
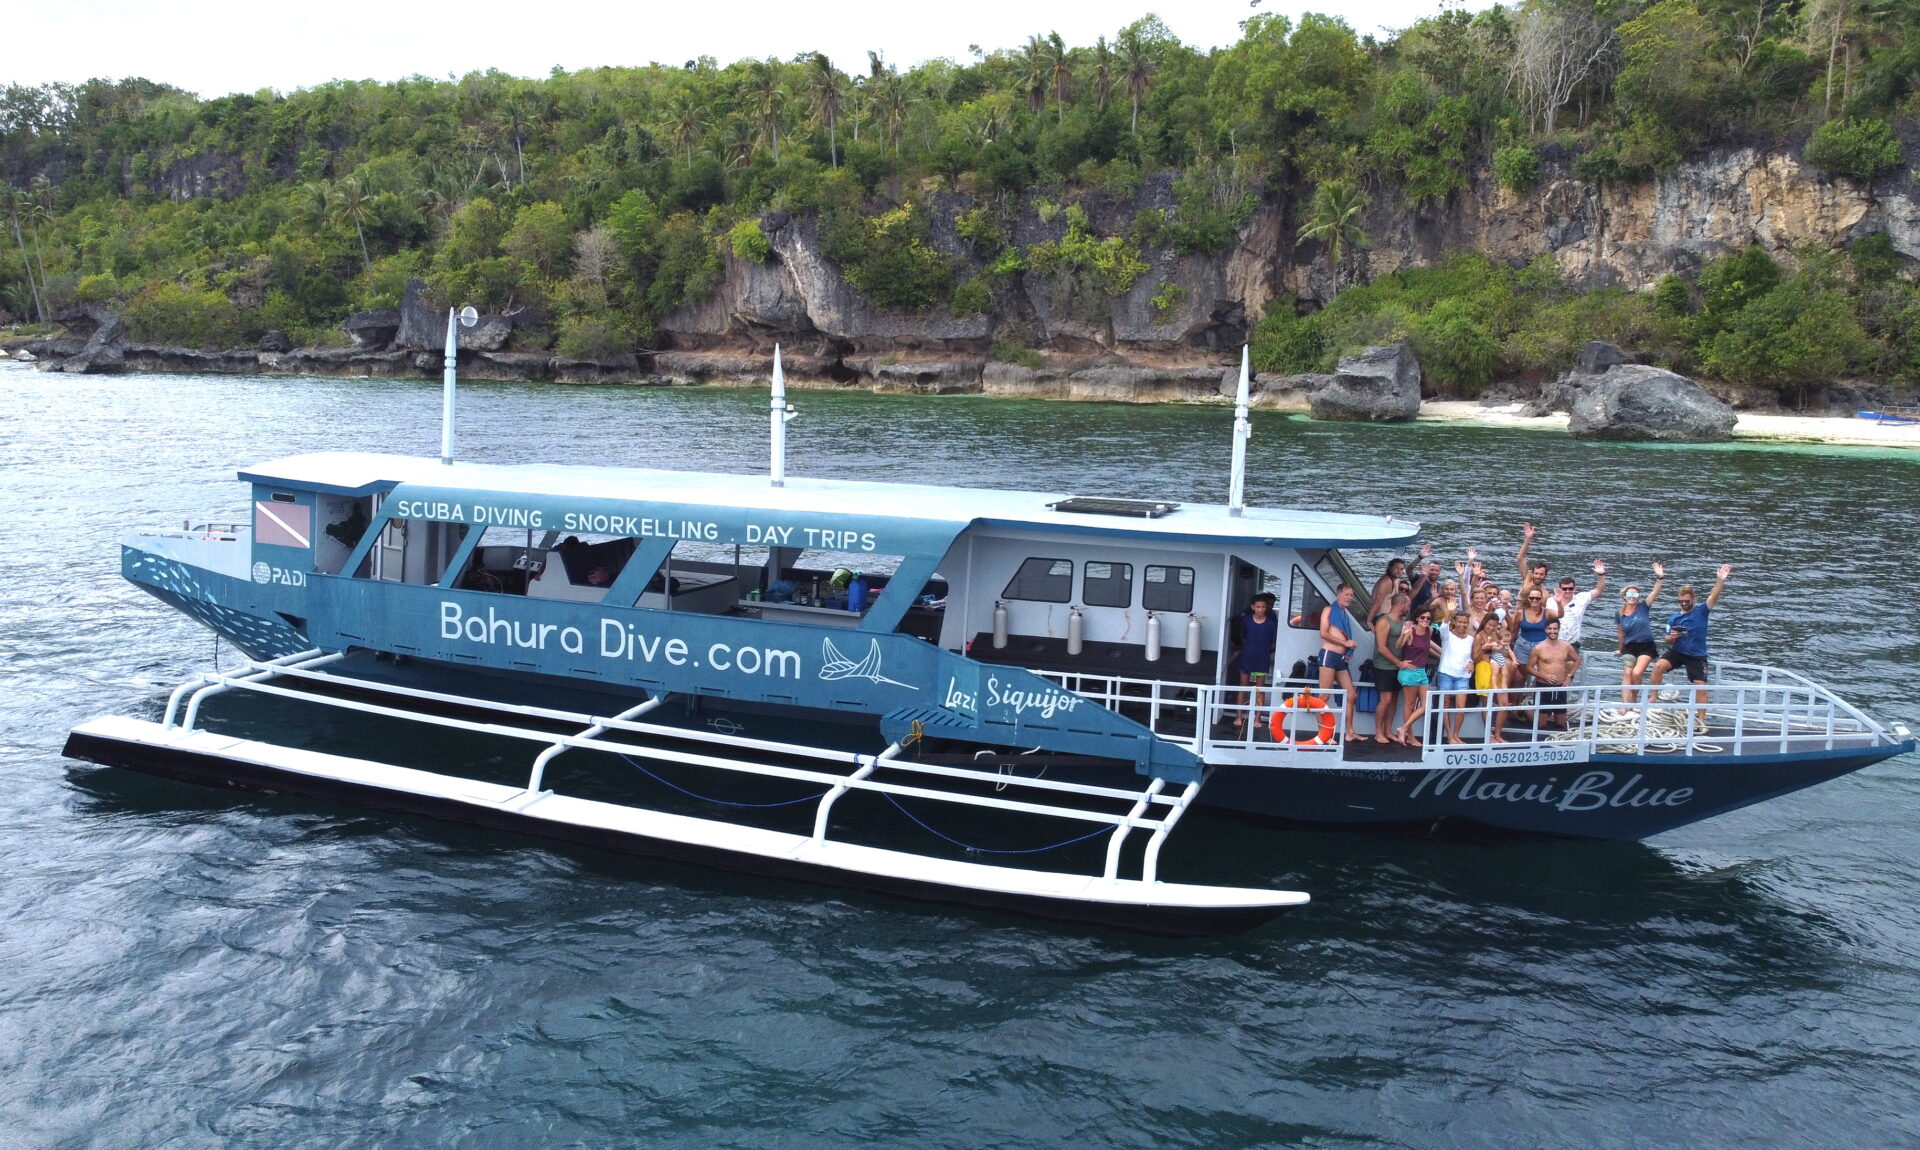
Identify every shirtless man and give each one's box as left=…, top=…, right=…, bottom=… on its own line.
left=1318, top=582, right=1363, bottom=742
left=1367, top=558, right=1409, bottom=620
left=1526, top=617, right=1582, bottom=730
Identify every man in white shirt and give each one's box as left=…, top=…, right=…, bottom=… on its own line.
left=1549, top=559, right=1608, bottom=682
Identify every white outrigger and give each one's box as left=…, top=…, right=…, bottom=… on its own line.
left=64, top=343, right=1913, bottom=932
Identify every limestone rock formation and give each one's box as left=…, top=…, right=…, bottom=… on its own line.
left=393, top=279, right=442, bottom=350
left=51, top=304, right=127, bottom=373
left=258, top=329, right=293, bottom=353
left=1310, top=343, right=1423, bottom=422
left=1566, top=364, right=1736, bottom=441
left=343, top=310, right=400, bottom=350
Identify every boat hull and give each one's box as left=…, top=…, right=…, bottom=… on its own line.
left=1199, top=747, right=1904, bottom=840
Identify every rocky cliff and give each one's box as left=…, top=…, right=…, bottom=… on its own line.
left=653, top=142, right=1917, bottom=395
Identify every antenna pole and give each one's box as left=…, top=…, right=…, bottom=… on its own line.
left=1227, top=344, right=1250, bottom=516
left=770, top=345, right=787, bottom=487
left=440, top=308, right=458, bottom=466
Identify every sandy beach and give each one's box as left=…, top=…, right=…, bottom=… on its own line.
left=1421, top=400, right=1920, bottom=450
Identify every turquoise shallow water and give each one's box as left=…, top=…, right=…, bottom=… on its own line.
left=4, top=364, right=1917, bottom=1148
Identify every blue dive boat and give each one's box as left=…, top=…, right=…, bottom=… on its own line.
left=64, top=345, right=1914, bottom=932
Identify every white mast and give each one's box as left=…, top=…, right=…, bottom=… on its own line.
left=770, top=344, right=796, bottom=486
left=1227, top=344, right=1251, bottom=516
left=440, top=305, right=477, bottom=466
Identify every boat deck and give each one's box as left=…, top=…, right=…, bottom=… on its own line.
left=1037, top=659, right=1909, bottom=769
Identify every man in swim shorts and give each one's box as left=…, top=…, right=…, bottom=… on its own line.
left=1650, top=564, right=1731, bottom=734
left=1527, top=617, right=1582, bottom=729
left=1318, top=583, right=1362, bottom=741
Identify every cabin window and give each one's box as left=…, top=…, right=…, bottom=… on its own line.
left=1142, top=565, right=1194, bottom=613
left=1082, top=561, right=1134, bottom=608
left=1003, top=558, right=1073, bottom=603
left=1289, top=565, right=1330, bottom=631
left=768, top=548, right=906, bottom=610
left=371, top=519, right=468, bottom=585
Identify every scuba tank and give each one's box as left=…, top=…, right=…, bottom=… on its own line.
left=1185, top=613, right=1203, bottom=664
left=1067, top=607, right=1084, bottom=655
left=992, top=601, right=1009, bottom=649
left=1144, top=611, right=1162, bottom=661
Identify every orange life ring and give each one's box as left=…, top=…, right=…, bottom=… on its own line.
left=1270, top=693, right=1336, bottom=745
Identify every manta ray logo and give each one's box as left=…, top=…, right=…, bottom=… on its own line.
left=818, top=637, right=918, bottom=690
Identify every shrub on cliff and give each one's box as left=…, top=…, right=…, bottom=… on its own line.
left=1804, top=118, right=1903, bottom=182
left=728, top=219, right=772, bottom=263
left=822, top=202, right=953, bottom=312
left=1024, top=204, right=1151, bottom=321
left=1494, top=146, right=1542, bottom=194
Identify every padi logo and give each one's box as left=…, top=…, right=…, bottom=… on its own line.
left=251, top=563, right=306, bottom=587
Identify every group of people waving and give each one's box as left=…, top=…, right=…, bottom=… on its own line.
left=1232, top=524, right=1732, bottom=747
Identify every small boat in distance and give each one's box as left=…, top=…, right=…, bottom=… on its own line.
left=1855, top=408, right=1920, bottom=425
left=64, top=341, right=1915, bottom=933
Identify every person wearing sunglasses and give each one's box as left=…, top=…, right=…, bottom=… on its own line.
left=1615, top=563, right=1667, bottom=706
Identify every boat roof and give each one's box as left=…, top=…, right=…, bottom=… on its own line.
left=240, top=451, right=1420, bottom=549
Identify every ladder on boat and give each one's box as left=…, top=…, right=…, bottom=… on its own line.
left=64, top=650, right=1307, bottom=935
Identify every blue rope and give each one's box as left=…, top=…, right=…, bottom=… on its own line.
left=880, top=793, right=1114, bottom=855
left=619, top=753, right=828, bottom=809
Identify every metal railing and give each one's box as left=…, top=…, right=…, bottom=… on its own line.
left=1037, top=656, right=1897, bottom=764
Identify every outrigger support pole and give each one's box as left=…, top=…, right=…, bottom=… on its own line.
left=770, top=344, right=796, bottom=487
left=1227, top=344, right=1251, bottom=516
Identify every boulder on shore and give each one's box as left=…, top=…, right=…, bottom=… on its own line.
left=342, top=309, right=400, bottom=350
left=1310, top=342, right=1422, bottom=422
left=1566, top=364, right=1737, bottom=441
left=258, top=329, right=293, bottom=353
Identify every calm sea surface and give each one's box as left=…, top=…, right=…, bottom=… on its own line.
left=4, top=362, right=1918, bottom=1148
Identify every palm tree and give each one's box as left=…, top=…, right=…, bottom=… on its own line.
left=1297, top=181, right=1371, bottom=286
left=744, top=58, right=785, bottom=162
left=805, top=53, right=844, bottom=168
left=1043, top=32, right=1073, bottom=124
left=1118, top=26, right=1154, bottom=135
left=873, top=70, right=910, bottom=157
left=1019, top=36, right=1049, bottom=115
left=329, top=175, right=375, bottom=272
left=1090, top=36, right=1113, bottom=110
left=658, top=90, right=705, bottom=166
left=4, top=187, right=47, bottom=325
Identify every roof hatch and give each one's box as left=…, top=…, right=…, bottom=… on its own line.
left=1047, top=496, right=1181, bottom=519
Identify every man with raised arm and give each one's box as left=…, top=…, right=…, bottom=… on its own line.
left=1549, top=559, right=1608, bottom=681
left=1515, top=522, right=1549, bottom=599
left=1648, top=564, right=1732, bottom=735
left=1318, top=583, right=1363, bottom=742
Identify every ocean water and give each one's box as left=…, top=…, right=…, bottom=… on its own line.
left=4, top=363, right=1917, bottom=1148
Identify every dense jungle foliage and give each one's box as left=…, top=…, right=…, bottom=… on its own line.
left=2, top=1, right=1917, bottom=394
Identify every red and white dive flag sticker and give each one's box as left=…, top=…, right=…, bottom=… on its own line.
left=254, top=501, right=312, bottom=548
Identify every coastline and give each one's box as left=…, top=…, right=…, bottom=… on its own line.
left=9, top=354, right=1915, bottom=452
left=1420, top=400, right=1920, bottom=451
